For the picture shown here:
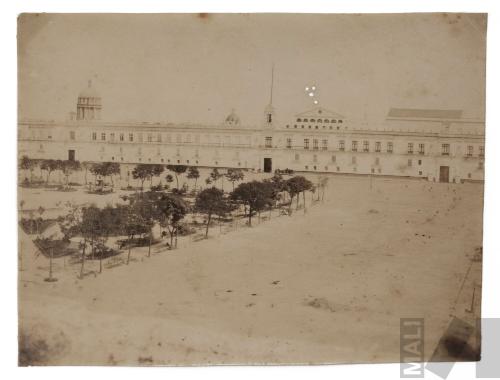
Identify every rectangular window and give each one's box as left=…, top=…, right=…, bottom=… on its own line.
left=408, top=159, right=412, bottom=167
left=387, top=142, right=393, bottom=153
left=442, top=143, right=450, bottom=155
left=351, top=141, right=358, bottom=152
left=295, top=153, right=300, bottom=161
left=479, top=146, right=484, bottom=157
left=467, top=145, right=473, bottom=157
left=147, top=134, right=152, bottom=142
left=120, top=133, right=124, bottom=141
left=331, top=155, right=336, bottom=163
left=110, top=133, right=115, bottom=142
left=69, top=131, right=75, bottom=140
left=313, top=139, right=319, bottom=150
left=304, top=139, right=310, bottom=150
left=375, top=157, right=380, bottom=165
left=363, top=140, right=369, bottom=152
left=339, top=140, right=345, bottom=151
left=286, top=138, right=292, bottom=149
left=101, top=133, right=106, bottom=141
left=322, top=139, right=328, bottom=150
left=313, top=154, right=318, bottom=162
left=408, top=143, right=413, bottom=154
left=375, top=141, right=381, bottom=153
left=129, top=133, right=134, bottom=142
left=265, top=136, right=272, bottom=148
left=157, top=133, right=162, bottom=142
left=92, top=132, right=97, bottom=141
left=419, top=143, right=425, bottom=155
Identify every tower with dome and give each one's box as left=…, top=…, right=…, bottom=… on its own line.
left=76, top=80, right=102, bottom=121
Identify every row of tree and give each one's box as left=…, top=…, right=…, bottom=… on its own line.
left=57, top=173, right=324, bottom=278
left=20, top=156, right=247, bottom=194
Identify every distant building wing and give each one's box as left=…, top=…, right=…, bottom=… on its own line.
left=387, top=108, right=463, bottom=120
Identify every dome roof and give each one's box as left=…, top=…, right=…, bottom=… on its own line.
left=225, top=109, right=240, bottom=125
left=78, top=80, right=100, bottom=98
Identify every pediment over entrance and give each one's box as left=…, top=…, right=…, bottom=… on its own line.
left=294, top=107, right=345, bottom=121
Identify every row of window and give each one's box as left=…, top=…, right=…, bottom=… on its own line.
left=296, top=118, right=343, bottom=123
left=285, top=124, right=345, bottom=130
left=293, top=153, right=422, bottom=165
left=88, top=131, right=251, bottom=145
left=85, top=132, right=484, bottom=157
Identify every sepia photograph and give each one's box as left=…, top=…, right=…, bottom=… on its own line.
left=17, top=13, right=486, bottom=367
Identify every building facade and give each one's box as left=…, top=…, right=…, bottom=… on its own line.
left=18, top=82, right=485, bottom=183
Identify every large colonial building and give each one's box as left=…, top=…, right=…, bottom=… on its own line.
left=18, top=80, right=485, bottom=183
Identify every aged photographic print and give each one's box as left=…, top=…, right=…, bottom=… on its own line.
left=17, top=13, right=486, bottom=366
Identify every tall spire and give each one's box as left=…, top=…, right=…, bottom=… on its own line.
left=269, top=64, right=274, bottom=105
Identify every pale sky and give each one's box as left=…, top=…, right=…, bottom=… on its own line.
left=18, top=13, right=487, bottom=125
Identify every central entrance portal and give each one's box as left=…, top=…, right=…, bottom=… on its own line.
left=263, top=158, right=272, bottom=173
left=439, top=166, right=449, bottom=183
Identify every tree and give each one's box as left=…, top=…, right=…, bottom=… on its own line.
left=230, top=181, right=274, bottom=226
left=90, top=162, right=121, bottom=189
left=122, top=204, right=149, bottom=264
left=19, top=155, right=36, bottom=183
left=150, top=164, right=165, bottom=189
left=155, top=194, right=188, bottom=248
left=61, top=160, right=81, bottom=188
left=209, top=168, right=224, bottom=190
left=127, top=193, right=157, bottom=257
left=81, top=162, right=92, bottom=185
left=187, top=167, right=200, bottom=192
left=166, top=165, right=188, bottom=189
left=132, top=164, right=154, bottom=192
left=285, top=176, right=313, bottom=214
left=77, top=205, right=103, bottom=277
left=195, top=187, right=228, bottom=237
left=40, top=159, right=59, bottom=184
left=55, top=160, right=64, bottom=184
left=165, top=174, right=174, bottom=189
left=225, top=168, right=245, bottom=191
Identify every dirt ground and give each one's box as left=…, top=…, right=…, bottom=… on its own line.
left=17, top=173, right=483, bottom=366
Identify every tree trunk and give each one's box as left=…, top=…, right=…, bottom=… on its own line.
left=175, top=174, right=179, bottom=189
left=148, top=229, right=152, bottom=257
left=127, top=234, right=133, bottom=264
left=296, top=194, right=299, bottom=210
left=303, top=191, right=306, bottom=214
left=80, top=240, right=87, bottom=278
left=205, top=213, right=211, bottom=237
left=194, top=178, right=198, bottom=192
left=48, top=247, right=54, bottom=280
left=289, top=195, right=293, bottom=215
left=248, top=206, right=252, bottom=226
